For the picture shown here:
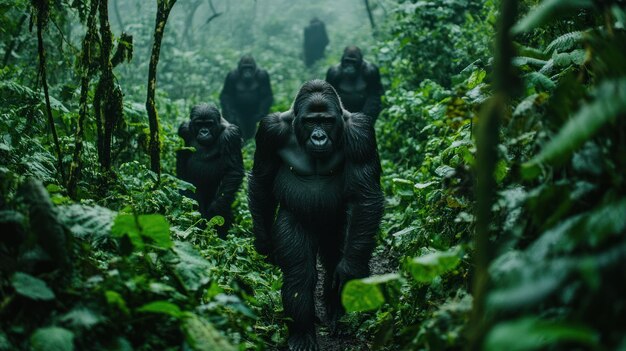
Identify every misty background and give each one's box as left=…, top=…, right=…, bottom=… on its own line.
left=106, top=0, right=378, bottom=113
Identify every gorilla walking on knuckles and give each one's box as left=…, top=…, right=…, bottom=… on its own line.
left=220, top=55, right=274, bottom=140
left=177, top=103, right=244, bottom=238
left=326, top=46, right=383, bottom=123
left=249, top=80, right=384, bottom=350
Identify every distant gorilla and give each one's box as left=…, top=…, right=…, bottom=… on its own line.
left=220, top=55, right=274, bottom=140
left=303, top=18, right=329, bottom=67
left=249, top=80, right=384, bottom=350
left=177, top=103, right=244, bottom=238
left=326, top=46, right=383, bottom=123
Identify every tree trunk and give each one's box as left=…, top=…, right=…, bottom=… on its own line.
left=95, top=0, right=123, bottom=174
left=146, top=0, right=178, bottom=180
left=364, top=0, right=376, bottom=30
left=67, top=0, right=99, bottom=199
left=32, top=0, right=65, bottom=183
left=468, top=0, right=519, bottom=350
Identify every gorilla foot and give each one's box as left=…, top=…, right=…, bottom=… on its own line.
left=288, top=332, right=319, bottom=351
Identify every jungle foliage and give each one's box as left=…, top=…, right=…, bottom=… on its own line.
left=1, top=0, right=625, bottom=350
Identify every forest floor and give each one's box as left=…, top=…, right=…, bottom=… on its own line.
left=313, top=245, right=397, bottom=351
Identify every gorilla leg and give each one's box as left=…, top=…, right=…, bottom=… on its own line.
left=319, top=229, right=343, bottom=333
left=273, top=209, right=319, bottom=351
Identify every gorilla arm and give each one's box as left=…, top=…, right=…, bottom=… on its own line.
left=336, top=112, right=384, bottom=287
left=362, top=63, right=384, bottom=121
left=207, top=124, right=245, bottom=219
left=176, top=121, right=193, bottom=182
left=248, top=112, right=291, bottom=256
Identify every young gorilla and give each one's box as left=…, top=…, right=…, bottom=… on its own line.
left=249, top=80, right=384, bottom=350
left=220, top=55, right=274, bottom=141
left=325, top=46, right=384, bottom=123
left=177, top=103, right=244, bottom=238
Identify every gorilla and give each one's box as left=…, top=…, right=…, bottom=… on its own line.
left=177, top=103, right=244, bottom=238
left=220, top=55, right=274, bottom=140
left=303, top=18, right=329, bottom=67
left=249, top=80, right=384, bottom=350
left=326, top=46, right=384, bottom=123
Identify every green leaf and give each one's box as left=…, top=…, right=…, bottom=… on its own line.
left=111, top=213, right=172, bottom=250
left=138, top=214, right=172, bottom=249
left=512, top=0, right=594, bottom=34
left=342, top=275, right=391, bottom=312
left=30, top=327, right=74, bottom=351
left=138, top=300, right=183, bottom=319
left=181, top=313, right=237, bottom=351
left=11, top=272, right=55, bottom=301
left=111, top=214, right=144, bottom=250
left=484, top=317, right=598, bottom=351
left=545, top=31, right=585, bottom=54
left=60, top=308, right=104, bottom=330
left=406, top=246, right=462, bottom=283
left=105, top=290, right=130, bottom=316
left=522, top=79, right=626, bottom=179
left=164, top=241, right=212, bottom=292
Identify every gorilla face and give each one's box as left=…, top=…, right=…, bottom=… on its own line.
left=238, top=55, right=257, bottom=83
left=293, top=81, right=344, bottom=159
left=340, top=46, right=363, bottom=78
left=190, top=104, right=223, bottom=147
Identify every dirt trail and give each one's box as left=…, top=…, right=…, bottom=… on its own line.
left=314, top=245, right=398, bottom=351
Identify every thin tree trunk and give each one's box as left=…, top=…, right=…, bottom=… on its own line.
left=67, top=0, right=99, bottom=199
left=146, top=0, right=178, bottom=180
left=468, top=0, right=519, bottom=350
left=32, top=0, right=65, bottom=183
left=364, top=0, right=376, bottom=30
left=95, top=0, right=123, bottom=173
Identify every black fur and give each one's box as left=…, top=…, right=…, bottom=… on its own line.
left=177, top=103, right=244, bottom=238
left=326, top=46, right=384, bottom=123
left=303, top=18, right=329, bottom=67
left=249, top=80, right=384, bottom=350
left=219, top=55, right=274, bottom=140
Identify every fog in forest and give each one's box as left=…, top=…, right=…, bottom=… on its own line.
left=107, top=0, right=376, bottom=114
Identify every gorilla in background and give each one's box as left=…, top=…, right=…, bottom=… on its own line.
left=303, top=18, right=329, bottom=67
left=326, top=46, right=384, bottom=123
left=249, top=80, right=384, bottom=350
left=220, top=55, right=274, bottom=140
left=177, top=103, right=244, bottom=238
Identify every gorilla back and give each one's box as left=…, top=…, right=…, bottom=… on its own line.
left=249, top=80, right=384, bottom=350
left=177, top=104, right=244, bottom=238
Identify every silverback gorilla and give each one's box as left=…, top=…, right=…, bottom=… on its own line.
left=303, top=18, right=329, bottom=67
left=249, top=80, right=384, bottom=350
left=326, top=46, right=383, bottom=123
left=177, top=103, right=244, bottom=238
left=220, top=55, right=274, bottom=140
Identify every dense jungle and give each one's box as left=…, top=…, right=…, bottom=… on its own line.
left=1, top=0, right=626, bottom=350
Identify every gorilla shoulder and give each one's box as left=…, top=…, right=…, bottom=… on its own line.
left=343, top=111, right=378, bottom=162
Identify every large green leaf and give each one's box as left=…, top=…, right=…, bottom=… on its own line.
left=406, top=246, right=462, bottom=283
left=512, top=0, right=594, bottom=34
left=137, top=300, right=183, bottom=319
left=181, top=313, right=237, bottom=351
left=111, top=213, right=172, bottom=250
left=342, top=273, right=400, bottom=312
left=522, top=79, right=626, bottom=179
left=484, top=317, right=598, bottom=351
left=30, top=327, right=74, bottom=351
left=163, top=241, right=212, bottom=292
left=11, top=272, right=55, bottom=301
